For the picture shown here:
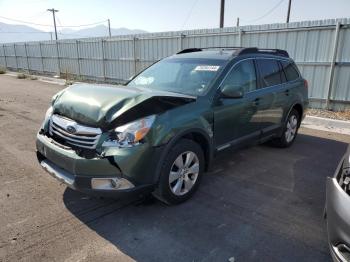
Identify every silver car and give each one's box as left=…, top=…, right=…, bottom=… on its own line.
left=326, top=145, right=350, bottom=262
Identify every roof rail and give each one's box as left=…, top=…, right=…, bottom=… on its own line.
left=236, top=47, right=289, bottom=58
left=176, top=46, right=242, bottom=54
left=176, top=47, right=289, bottom=58
left=176, top=48, right=203, bottom=54
left=200, top=46, right=243, bottom=50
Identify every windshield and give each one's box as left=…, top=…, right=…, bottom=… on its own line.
left=127, top=58, right=225, bottom=96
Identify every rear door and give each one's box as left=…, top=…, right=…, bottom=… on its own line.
left=279, top=60, right=304, bottom=118
left=255, top=58, right=285, bottom=137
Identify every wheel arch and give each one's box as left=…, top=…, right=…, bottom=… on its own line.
left=286, top=102, right=304, bottom=127
left=154, top=128, right=213, bottom=183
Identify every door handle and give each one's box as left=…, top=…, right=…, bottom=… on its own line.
left=285, top=89, right=290, bottom=96
left=252, top=98, right=260, bottom=106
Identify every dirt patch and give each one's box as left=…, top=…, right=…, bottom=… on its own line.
left=307, top=108, right=350, bottom=121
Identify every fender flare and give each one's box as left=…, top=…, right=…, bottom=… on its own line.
left=285, top=102, right=304, bottom=126
left=153, top=128, right=214, bottom=184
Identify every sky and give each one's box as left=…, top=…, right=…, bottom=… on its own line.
left=0, top=0, right=349, bottom=32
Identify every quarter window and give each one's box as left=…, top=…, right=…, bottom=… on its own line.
left=221, top=60, right=257, bottom=93
left=256, top=59, right=283, bottom=87
left=281, top=61, right=300, bottom=81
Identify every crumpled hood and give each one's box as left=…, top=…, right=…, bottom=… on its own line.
left=52, top=83, right=195, bottom=128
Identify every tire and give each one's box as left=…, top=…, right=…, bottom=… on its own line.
left=271, top=108, right=300, bottom=148
left=153, top=139, right=205, bottom=205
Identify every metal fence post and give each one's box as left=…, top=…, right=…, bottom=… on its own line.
left=24, top=43, right=30, bottom=74
left=133, top=37, right=138, bottom=75
left=101, top=39, right=106, bottom=82
left=2, top=44, right=7, bottom=69
left=179, top=34, right=185, bottom=51
left=326, top=21, right=341, bottom=110
left=238, top=29, right=244, bottom=46
left=13, top=43, right=19, bottom=71
left=39, top=42, right=45, bottom=73
left=76, top=40, right=81, bottom=78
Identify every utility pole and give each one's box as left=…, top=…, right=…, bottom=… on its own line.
left=236, top=17, right=240, bottom=27
left=47, top=8, right=59, bottom=40
left=220, top=0, right=225, bottom=28
left=107, top=19, right=111, bottom=37
left=286, top=0, right=292, bottom=23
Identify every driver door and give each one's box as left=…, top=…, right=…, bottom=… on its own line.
left=213, top=59, right=262, bottom=150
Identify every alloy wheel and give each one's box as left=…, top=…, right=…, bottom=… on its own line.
left=169, top=151, right=200, bottom=196
left=285, top=114, right=298, bottom=143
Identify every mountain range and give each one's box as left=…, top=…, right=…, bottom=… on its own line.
left=0, top=22, right=147, bottom=43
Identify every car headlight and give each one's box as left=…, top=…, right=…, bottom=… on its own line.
left=44, top=106, right=53, bottom=123
left=40, top=106, right=53, bottom=130
left=102, top=115, right=156, bottom=148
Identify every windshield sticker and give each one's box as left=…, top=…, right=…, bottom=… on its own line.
left=134, top=76, right=154, bottom=85
left=194, top=65, right=220, bottom=72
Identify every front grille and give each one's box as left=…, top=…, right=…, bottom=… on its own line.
left=49, top=114, right=102, bottom=149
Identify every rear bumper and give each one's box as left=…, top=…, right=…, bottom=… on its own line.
left=326, top=156, right=350, bottom=262
left=36, top=133, right=156, bottom=198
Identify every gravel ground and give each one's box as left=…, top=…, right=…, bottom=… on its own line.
left=307, top=108, right=350, bottom=121
left=1, top=74, right=350, bottom=262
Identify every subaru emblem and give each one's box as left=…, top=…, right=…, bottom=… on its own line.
left=66, top=125, right=77, bottom=134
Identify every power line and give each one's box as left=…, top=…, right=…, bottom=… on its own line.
left=241, top=0, right=286, bottom=23
left=0, top=31, right=50, bottom=34
left=0, top=15, right=51, bottom=27
left=55, top=15, right=64, bottom=39
left=20, top=11, right=48, bottom=20
left=55, top=20, right=108, bottom=28
left=181, top=0, right=199, bottom=30
left=58, top=32, right=92, bottom=38
left=0, top=15, right=107, bottom=28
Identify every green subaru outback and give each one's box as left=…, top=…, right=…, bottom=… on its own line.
left=36, top=47, right=308, bottom=204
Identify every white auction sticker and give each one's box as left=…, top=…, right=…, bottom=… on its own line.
left=194, top=65, right=220, bottom=72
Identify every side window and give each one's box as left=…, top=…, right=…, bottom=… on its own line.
left=256, top=59, right=282, bottom=87
left=221, top=60, right=257, bottom=93
left=279, top=62, right=288, bottom=83
left=281, top=60, right=300, bottom=81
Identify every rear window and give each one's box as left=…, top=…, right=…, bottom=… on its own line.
left=280, top=61, right=300, bottom=81
left=256, top=59, right=283, bottom=87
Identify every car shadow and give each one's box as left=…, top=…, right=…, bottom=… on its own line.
left=63, top=133, right=347, bottom=262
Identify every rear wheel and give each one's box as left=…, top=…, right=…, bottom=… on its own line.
left=153, top=139, right=204, bottom=205
left=271, top=109, right=300, bottom=148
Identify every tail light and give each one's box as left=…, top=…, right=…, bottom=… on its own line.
left=304, top=79, right=308, bottom=89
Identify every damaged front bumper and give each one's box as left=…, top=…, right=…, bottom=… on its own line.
left=326, top=154, right=350, bottom=262
left=36, top=133, right=160, bottom=198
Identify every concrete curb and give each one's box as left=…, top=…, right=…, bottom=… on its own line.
left=302, top=115, right=350, bottom=135
left=4, top=72, right=66, bottom=86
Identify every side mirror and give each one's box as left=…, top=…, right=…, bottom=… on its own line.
left=221, top=85, right=244, bottom=99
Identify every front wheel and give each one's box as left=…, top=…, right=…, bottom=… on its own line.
left=153, top=139, right=205, bottom=205
left=271, top=109, right=300, bottom=148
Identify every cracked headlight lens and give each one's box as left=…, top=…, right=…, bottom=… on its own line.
left=44, top=106, right=53, bottom=123
left=40, top=106, right=53, bottom=130
left=103, top=115, right=156, bottom=148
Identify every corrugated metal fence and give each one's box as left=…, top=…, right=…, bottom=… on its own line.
left=1, top=18, right=350, bottom=110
